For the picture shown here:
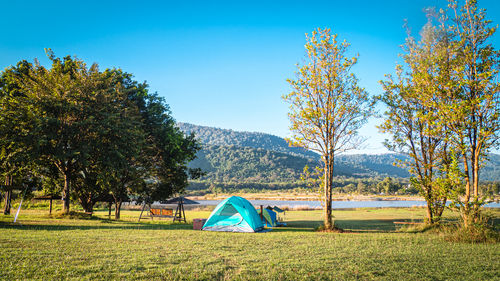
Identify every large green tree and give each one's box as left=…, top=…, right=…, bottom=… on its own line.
left=0, top=61, right=37, bottom=214
left=379, top=18, right=455, bottom=224
left=441, top=0, right=500, bottom=225
left=2, top=51, right=202, bottom=217
left=283, top=28, right=371, bottom=230
left=97, top=70, right=148, bottom=219
left=380, top=0, right=499, bottom=226
left=71, top=69, right=145, bottom=215
left=18, top=51, right=117, bottom=213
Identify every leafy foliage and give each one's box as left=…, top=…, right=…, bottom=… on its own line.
left=378, top=0, right=500, bottom=229
left=379, top=14, right=455, bottom=224
left=283, top=28, right=373, bottom=229
left=0, top=60, right=38, bottom=214
left=440, top=0, right=500, bottom=226
left=0, top=51, right=200, bottom=217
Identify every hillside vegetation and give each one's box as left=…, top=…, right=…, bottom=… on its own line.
left=179, top=123, right=500, bottom=186
left=178, top=122, right=318, bottom=159
left=188, top=145, right=317, bottom=182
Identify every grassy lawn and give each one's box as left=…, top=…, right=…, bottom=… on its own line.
left=0, top=207, right=499, bottom=280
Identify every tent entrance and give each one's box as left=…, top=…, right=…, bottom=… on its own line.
left=219, top=204, right=238, bottom=216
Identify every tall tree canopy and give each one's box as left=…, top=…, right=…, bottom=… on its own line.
left=283, top=28, right=371, bottom=230
left=18, top=51, right=117, bottom=213
left=0, top=61, right=37, bottom=214
left=0, top=50, right=201, bottom=216
left=442, top=0, right=499, bottom=225
left=380, top=0, right=499, bottom=226
left=379, top=16, right=455, bottom=224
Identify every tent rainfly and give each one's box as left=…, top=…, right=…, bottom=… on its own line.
left=202, top=196, right=264, bottom=232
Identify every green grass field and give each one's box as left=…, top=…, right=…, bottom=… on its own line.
left=1, top=207, right=499, bottom=280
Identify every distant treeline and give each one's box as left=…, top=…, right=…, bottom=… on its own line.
left=188, top=177, right=416, bottom=195
left=188, top=178, right=500, bottom=196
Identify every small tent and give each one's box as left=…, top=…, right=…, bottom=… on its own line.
left=202, top=196, right=264, bottom=232
left=259, top=207, right=278, bottom=227
left=272, top=206, right=285, bottom=213
left=272, top=206, right=286, bottom=225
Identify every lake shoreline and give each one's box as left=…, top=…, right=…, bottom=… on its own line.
left=188, top=192, right=500, bottom=204
left=188, top=193, right=427, bottom=202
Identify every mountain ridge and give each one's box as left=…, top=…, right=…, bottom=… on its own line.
left=178, top=122, right=500, bottom=182
left=178, top=122, right=319, bottom=160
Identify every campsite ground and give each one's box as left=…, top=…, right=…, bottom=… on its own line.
left=1, top=208, right=499, bottom=280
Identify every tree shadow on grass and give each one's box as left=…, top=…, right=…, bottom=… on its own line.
left=0, top=219, right=194, bottom=231
left=269, top=220, right=322, bottom=232
left=270, top=219, right=426, bottom=233
left=0, top=218, right=402, bottom=233
left=335, top=219, right=403, bottom=232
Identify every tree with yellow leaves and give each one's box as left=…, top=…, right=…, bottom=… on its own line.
left=283, top=28, right=371, bottom=230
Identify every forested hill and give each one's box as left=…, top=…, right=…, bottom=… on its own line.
left=177, top=122, right=319, bottom=159
left=178, top=122, right=500, bottom=182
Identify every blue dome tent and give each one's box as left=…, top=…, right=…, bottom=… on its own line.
left=202, top=196, right=264, bottom=232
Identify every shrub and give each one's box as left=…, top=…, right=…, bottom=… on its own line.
left=440, top=213, right=499, bottom=243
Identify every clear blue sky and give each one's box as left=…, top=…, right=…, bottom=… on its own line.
left=1, top=0, right=499, bottom=154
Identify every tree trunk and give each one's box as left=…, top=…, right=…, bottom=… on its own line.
left=435, top=197, right=447, bottom=221
left=3, top=190, right=11, bottom=215
left=3, top=175, right=11, bottom=215
left=83, top=199, right=94, bottom=214
left=114, top=199, right=122, bottom=219
left=473, top=154, right=479, bottom=198
left=462, top=154, right=471, bottom=228
left=78, top=192, right=94, bottom=214
left=472, top=151, right=480, bottom=222
left=425, top=201, right=434, bottom=224
left=323, top=155, right=334, bottom=230
left=62, top=173, right=71, bottom=214
left=423, top=184, right=434, bottom=224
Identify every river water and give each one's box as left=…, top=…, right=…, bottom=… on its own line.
left=196, top=199, right=500, bottom=209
